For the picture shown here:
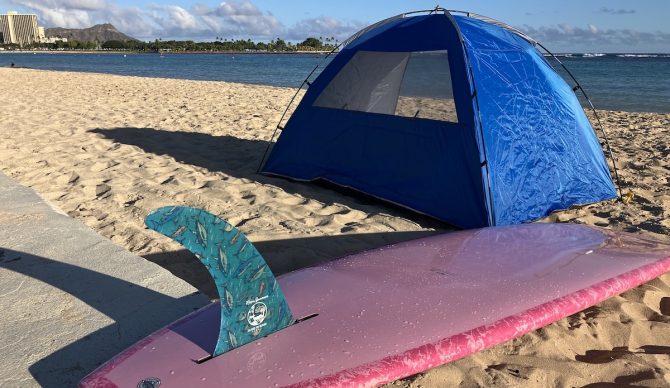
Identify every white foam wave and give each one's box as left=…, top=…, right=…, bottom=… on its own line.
left=616, top=54, right=659, bottom=58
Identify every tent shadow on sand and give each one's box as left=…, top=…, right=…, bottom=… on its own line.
left=88, top=126, right=447, bottom=230
left=89, top=126, right=447, bottom=298
left=143, top=231, right=439, bottom=300
left=2, top=232, right=436, bottom=385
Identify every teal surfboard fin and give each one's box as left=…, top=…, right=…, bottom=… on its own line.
left=145, top=206, right=294, bottom=357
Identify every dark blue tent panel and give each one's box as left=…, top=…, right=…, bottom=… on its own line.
left=263, top=109, right=488, bottom=228
left=262, top=11, right=616, bottom=228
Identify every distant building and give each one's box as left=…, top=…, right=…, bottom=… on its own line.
left=0, top=11, right=40, bottom=47
left=41, top=36, right=67, bottom=44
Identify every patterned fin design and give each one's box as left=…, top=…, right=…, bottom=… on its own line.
left=145, top=206, right=294, bottom=356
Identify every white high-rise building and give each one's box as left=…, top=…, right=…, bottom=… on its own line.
left=0, top=11, right=40, bottom=47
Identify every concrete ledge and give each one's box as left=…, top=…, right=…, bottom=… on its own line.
left=0, top=173, right=209, bottom=387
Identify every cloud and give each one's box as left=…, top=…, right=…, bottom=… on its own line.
left=143, top=1, right=284, bottom=39
left=60, top=0, right=105, bottom=11
left=13, top=0, right=107, bottom=11
left=10, top=0, right=94, bottom=27
left=285, top=16, right=365, bottom=41
left=215, top=1, right=264, bottom=17
left=520, top=23, right=670, bottom=51
left=12, top=0, right=659, bottom=52
left=599, top=7, right=636, bottom=15
left=151, top=1, right=285, bottom=38
left=148, top=5, right=203, bottom=37
left=209, top=1, right=282, bottom=37
left=105, top=6, right=154, bottom=37
left=4, top=0, right=368, bottom=41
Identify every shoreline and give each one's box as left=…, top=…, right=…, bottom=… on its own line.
left=2, top=50, right=669, bottom=55
left=1, top=66, right=304, bottom=91
left=0, top=66, right=667, bottom=114
left=0, top=49, right=333, bottom=55
left=1, top=68, right=669, bottom=387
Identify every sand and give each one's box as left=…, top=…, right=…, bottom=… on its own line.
left=395, top=96, right=458, bottom=122
left=1, top=68, right=668, bottom=387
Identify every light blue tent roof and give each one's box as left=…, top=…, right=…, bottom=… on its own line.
left=261, top=10, right=617, bottom=228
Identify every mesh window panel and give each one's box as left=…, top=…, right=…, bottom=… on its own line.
left=395, top=51, right=457, bottom=122
left=313, top=51, right=410, bottom=115
left=314, top=50, right=457, bottom=123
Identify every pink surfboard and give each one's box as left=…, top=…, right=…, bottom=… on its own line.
left=80, top=224, right=670, bottom=387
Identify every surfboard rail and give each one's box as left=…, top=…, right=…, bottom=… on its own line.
left=291, top=256, right=670, bottom=387
left=80, top=223, right=670, bottom=387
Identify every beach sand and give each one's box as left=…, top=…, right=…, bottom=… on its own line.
left=1, top=68, right=669, bottom=387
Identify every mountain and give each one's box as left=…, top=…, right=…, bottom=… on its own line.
left=45, top=23, right=137, bottom=42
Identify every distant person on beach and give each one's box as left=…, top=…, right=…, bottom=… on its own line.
left=10, top=62, right=15, bottom=68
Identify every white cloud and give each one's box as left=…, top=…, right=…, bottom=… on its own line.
left=13, top=0, right=93, bottom=27
left=199, top=14, right=222, bottom=34
left=208, top=1, right=282, bottom=37
left=149, top=5, right=202, bottom=36
left=191, top=3, right=210, bottom=16
left=127, top=1, right=284, bottom=39
left=60, top=0, right=105, bottom=11
left=10, top=0, right=106, bottom=11
left=520, top=23, right=670, bottom=51
left=599, top=8, right=636, bottom=15
left=7, top=0, right=662, bottom=52
left=105, top=5, right=155, bottom=37
left=8, top=0, right=360, bottom=41
left=216, top=1, right=263, bottom=17
left=286, top=16, right=365, bottom=41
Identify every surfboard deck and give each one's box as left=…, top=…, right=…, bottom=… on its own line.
left=80, top=223, right=670, bottom=387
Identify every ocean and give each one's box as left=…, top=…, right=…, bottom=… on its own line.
left=2, top=52, right=669, bottom=113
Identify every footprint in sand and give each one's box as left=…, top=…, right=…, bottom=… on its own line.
left=576, top=345, right=670, bottom=364
left=660, top=297, right=670, bottom=316
left=485, top=363, right=534, bottom=383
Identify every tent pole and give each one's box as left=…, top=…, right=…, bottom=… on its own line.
left=443, top=10, right=497, bottom=226
left=449, top=9, right=623, bottom=199
left=257, top=47, right=340, bottom=173
left=536, top=42, right=623, bottom=199
left=258, top=7, right=447, bottom=173
left=257, top=66, right=315, bottom=173
left=447, top=9, right=623, bottom=199
left=257, top=9, right=426, bottom=173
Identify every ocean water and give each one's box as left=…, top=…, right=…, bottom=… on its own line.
left=1, top=52, right=326, bottom=87
left=551, top=55, right=670, bottom=113
left=2, top=52, right=669, bottom=113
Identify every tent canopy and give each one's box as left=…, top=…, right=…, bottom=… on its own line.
left=261, top=10, right=617, bottom=228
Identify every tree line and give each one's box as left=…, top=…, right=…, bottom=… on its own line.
left=1, top=37, right=339, bottom=52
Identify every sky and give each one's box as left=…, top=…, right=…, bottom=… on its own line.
left=1, top=0, right=669, bottom=52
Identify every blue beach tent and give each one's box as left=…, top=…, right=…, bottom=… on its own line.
left=261, top=9, right=617, bottom=228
